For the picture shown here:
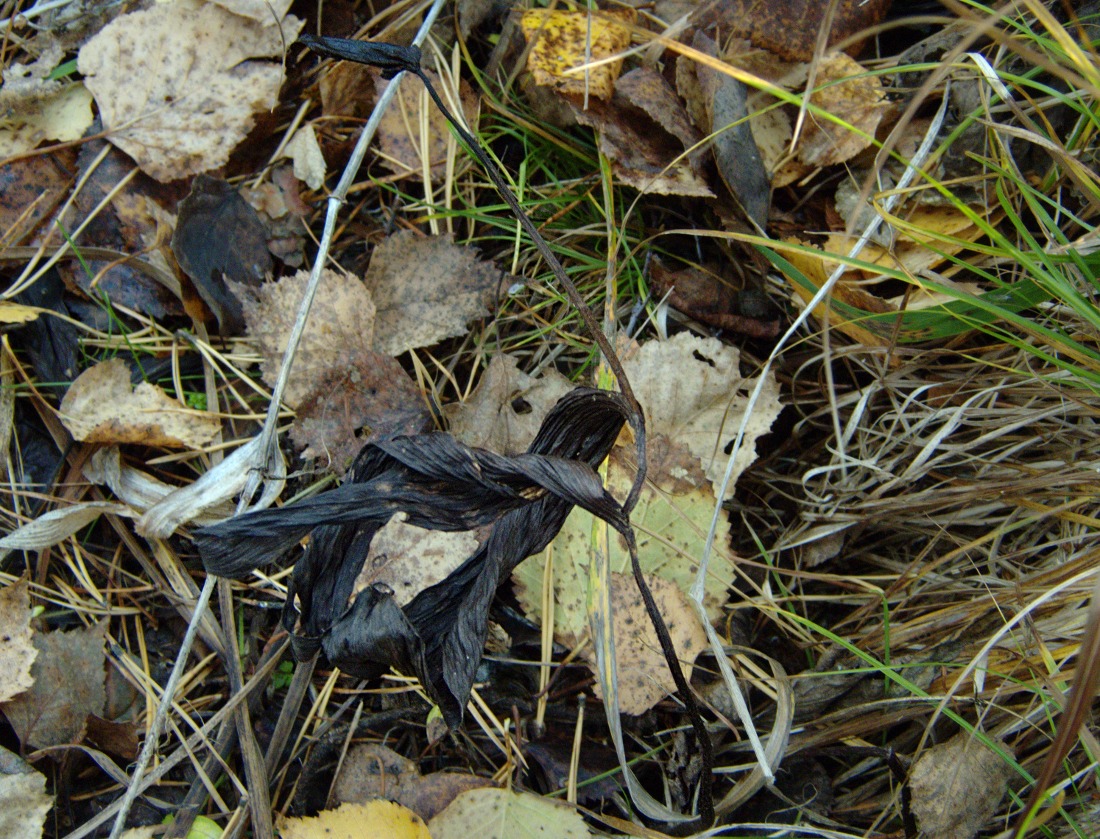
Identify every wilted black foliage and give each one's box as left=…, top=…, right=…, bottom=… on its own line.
left=195, top=388, right=631, bottom=726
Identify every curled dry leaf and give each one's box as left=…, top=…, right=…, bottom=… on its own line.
left=0, top=580, right=36, bottom=703
left=83, top=446, right=235, bottom=525
left=0, top=501, right=133, bottom=559
left=59, top=358, right=221, bottom=449
left=77, top=0, right=303, bottom=182
left=363, top=231, right=504, bottom=357
left=196, top=388, right=631, bottom=728
left=520, top=8, right=634, bottom=101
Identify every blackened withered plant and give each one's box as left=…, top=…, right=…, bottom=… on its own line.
left=197, top=34, right=717, bottom=831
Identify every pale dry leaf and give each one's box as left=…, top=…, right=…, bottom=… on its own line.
left=798, top=52, right=887, bottom=168
left=445, top=354, right=574, bottom=455
left=589, top=572, right=707, bottom=715
left=279, top=800, right=431, bottom=839
left=520, top=8, right=634, bottom=101
left=1, top=621, right=108, bottom=750
left=237, top=269, right=376, bottom=408
left=0, top=580, right=36, bottom=703
left=353, top=513, right=480, bottom=607
left=59, top=358, right=221, bottom=449
left=626, top=332, right=781, bottom=499
left=0, top=79, right=93, bottom=158
left=281, top=124, right=326, bottom=190
left=363, top=232, right=504, bottom=357
left=137, top=435, right=284, bottom=538
left=0, top=302, right=41, bottom=324
left=0, top=748, right=52, bottom=839
left=429, top=788, right=592, bottom=839
left=77, top=0, right=303, bottom=182
left=375, top=69, right=479, bottom=179
left=910, top=731, right=1011, bottom=839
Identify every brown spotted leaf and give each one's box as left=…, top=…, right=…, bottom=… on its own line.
left=1, top=622, right=108, bottom=750
left=236, top=268, right=376, bottom=408
left=77, top=0, right=303, bottom=182
left=59, top=359, right=221, bottom=449
left=0, top=580, right=36, bottom=703
left=363, top=231, right=504, bottom=357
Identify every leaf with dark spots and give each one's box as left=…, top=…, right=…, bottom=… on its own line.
left=290, top=348, right=431, bottom=475
left=171, top=174, right=272, bottom=333
left=194, top=388, right=630, bottom=726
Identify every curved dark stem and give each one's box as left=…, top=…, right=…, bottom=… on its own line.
left=411, top=68, right=648, bottom=515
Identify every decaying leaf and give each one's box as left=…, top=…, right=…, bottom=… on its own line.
left=279, top=800, right=431, bottom=839
left=684, top=0, right=892, bottom=62
left=172, top=174, right=272, bottom=333
left=446, top=354, right=574, bottom=455
left=319, top=60, right=377, bottom=119
left=237, top=269, right=376, bottom=408
left=796, top=52, right=887, bottom=168
left=363, top=231, right=504, bottom=357
left=520, top=8, right=634, bottom=101
left=647, top=258, right=780, bottom=338
left=567, top=95, right=714, bottom=198
left=58, top=359, right=221, bottom=449
left=910, top=731, right=1011, bottom=839
left=1, top=621, right=108, bottom=750
left=626, top=333, right=781, bottom=498
left=195, top=388, right=631, bottom=728
left=375, top=69, right=479, bottom=179
left=290, top=349, right=430, bottom=473
left=593, top=572, right=707, bottom=714
left=0, top=580, right=36, bottom=703
left=333, top=743, right=493, bottom=822
left=429, top=788, right=592, bottom=839
left=0, top=747, right=52, bottom=839
left=689, top=33, right=770, bottom=225
left=77, top=0, right=303, bottom=182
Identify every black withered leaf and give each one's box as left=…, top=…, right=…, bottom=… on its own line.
left=171, top=174, right=272, bottom=334
left=194, top=388, right=630, bottom=727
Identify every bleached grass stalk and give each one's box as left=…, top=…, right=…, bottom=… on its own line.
left=106, top=2, right=447, bottom=835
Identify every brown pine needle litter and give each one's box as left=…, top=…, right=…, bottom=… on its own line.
left=3, top=0, right=1100, bottom=837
